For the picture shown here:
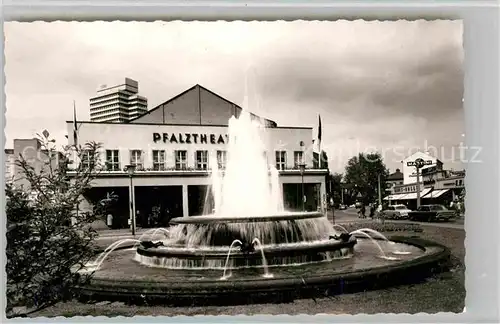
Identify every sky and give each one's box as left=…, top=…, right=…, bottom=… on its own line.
left=4, top=20, right=464, bottom=173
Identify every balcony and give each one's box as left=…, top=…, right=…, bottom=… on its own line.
left=67, top=164, right=328, bottom=177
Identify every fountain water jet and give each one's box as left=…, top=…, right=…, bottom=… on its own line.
left=252, top=238, right=274, bottom=278
left=356, top=228, right=411, bottom=256
left=84, top=239, right=141, bottom=273
left=350, top=230, right=398, bottom=260
left=220, top=240, right=243, bottom=280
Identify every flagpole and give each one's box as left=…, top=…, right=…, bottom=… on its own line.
left=72, top=100, right=79, bottom=226
left=318, top=114, right=322, bottom=169
left=73, top=100, right=78, bottom=147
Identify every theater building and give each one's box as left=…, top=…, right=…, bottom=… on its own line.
left=69, top=84, right=328, bottom=229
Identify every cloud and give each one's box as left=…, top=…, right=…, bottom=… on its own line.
left=4, top=20, right=464, bottom=173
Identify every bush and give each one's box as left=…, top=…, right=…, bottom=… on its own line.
left=5, top=132, right=107, bottom=317
left=338, top=221, right=423, bottom=234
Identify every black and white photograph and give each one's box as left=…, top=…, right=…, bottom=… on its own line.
left=4, top=20, right=466, bottom=317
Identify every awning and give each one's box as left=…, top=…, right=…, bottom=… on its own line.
left=398, top=188, right=432, bottom=200
left=389, top=193, right=407, bottom=200
left=423, top=189, right=450, bottom=198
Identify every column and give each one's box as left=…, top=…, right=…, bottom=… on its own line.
left=182, top=184, right=189, bottom=217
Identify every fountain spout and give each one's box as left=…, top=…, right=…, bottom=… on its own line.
left=329, top=233, right=353, bottom=243
left=140, top=241, right=165, bottom=249
left=240, top=240, right=256, bottom=254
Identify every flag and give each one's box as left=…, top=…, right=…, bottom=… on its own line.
left=313, top=114, right=322, bottom=168
left=73, top=101, right=78, bottom=146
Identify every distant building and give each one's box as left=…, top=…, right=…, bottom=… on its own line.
left=386, top=168, right=404, bottom=193
left=90, top=77, right=148, bottom=123
left=385, top=151, right=465, bottom=209
left=4, top=138, right=65, bottom=190
left=4, top=148, right=15, bottom=183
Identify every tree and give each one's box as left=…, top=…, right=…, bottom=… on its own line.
left=5, top=131, right=105, bottom=317
left=343, top=152, right=389, bottom=205
left=326, top=172, right=343, bottom=205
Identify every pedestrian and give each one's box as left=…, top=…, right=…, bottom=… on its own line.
left=360, top=204, right=366, bottom=218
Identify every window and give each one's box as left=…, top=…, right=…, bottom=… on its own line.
left=195, top=150, right=209, bottom=170
left=293, top=151, right=304, bottom=168
left=152, top=150, right=166, bottom=171
left=105, top=149, right=120, bottom=171
left=216, top=150, right=227, bottom=169
left=130, top=150, right=143, bottom=169
left=80, top=149, right=93, bottom=169
left=275, top=151, right=287, bottom=170
left=175, top=150, right=187, bottom=170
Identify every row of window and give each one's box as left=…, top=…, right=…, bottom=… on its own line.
left=90, top=90, right=138, bottom=103
left=81, top=149, right=305, bottom=171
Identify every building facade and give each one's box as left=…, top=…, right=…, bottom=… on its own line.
left=4, top=148, right=15, bottom=183
left=385, top=152, right=465, bottom=209
left=70, top=84, right=328, bottom=229
left=90, top=78, right=148, bottom=123
left=386, top=168, right=404, bottom=194
left=4, top=138, right=65, bottom=190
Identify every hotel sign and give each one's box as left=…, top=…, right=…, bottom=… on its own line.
left=153, top=132, right=228, bottom=145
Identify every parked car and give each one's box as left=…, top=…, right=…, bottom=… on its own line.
left=408, top=204, right=456, bottom=222
left=380, top=204, right=412, bottom=220
left=355, top=202, right=362, bottom=209
left=338, top=204, right=347, bottom=210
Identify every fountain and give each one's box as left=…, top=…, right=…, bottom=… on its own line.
left=75, top=109, right=451, bottom=306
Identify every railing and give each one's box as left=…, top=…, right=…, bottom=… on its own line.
left=66, top=164, right=327, bottom=174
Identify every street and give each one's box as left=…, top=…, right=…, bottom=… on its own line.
left=328, top=208, right=464, bottom=229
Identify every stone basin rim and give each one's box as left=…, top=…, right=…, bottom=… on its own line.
left=169, top=211, right=324, bottom=224
left=75, top=236, right=451, bottom=306
left=136, top=238, right=357, bottom=259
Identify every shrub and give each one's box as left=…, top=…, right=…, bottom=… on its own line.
left=5, top=131, right=107, bottom=317
left=338, top=221, right=423, bottom=234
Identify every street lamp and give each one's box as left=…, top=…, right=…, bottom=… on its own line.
left=299, top=163, right=306, bottom=211
left=299, top=140, right=306, bottom=212
left=125, top=164, right=137, bottom=236
left=407, top=158, right=432, bottom=209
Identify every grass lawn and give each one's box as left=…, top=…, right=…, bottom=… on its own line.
left=31, top=224, right=465, bottom=317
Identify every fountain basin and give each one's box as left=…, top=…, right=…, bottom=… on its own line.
left=75, top=236, right=451, bottom=306
left=169, top=211, right=324, bottom=224
left=167, top=212, right=334, bottom=246
left=135, top=238, right=357, bottom=269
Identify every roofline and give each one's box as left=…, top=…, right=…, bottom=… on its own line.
left=65, top=120, right=312, bottom=130
left=403, top=151, right=443, bottom=164
left=126, top=84, right=277, bottom=125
